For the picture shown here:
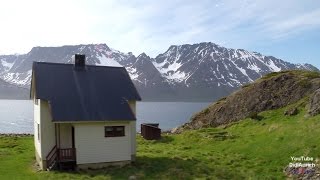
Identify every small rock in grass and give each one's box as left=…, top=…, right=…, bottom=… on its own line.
left=284, top=107, right=298, bottom=116
left=128, top=175, right=136, bottom=180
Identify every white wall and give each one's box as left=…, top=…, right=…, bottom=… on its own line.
left=34, top=98, right=138, bottom=168
left=128, top=101, right=137, bottom=157
left=33, top=99, right=56, bottom=169
left=34, top=98, right=41, bottom=159
left=40, top=100, right=56, bottom=159
left=129, top=121, right=136, bottom=157
left=74, top=122, right=132, bottom=164
left=128, top=100, right=136, bottom=115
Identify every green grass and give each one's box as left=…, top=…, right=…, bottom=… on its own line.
left=0, top=136, right=35, bottom=179
left=259, top=70, right=320, bottom=81
left=1, top=99, right=320, bottom=179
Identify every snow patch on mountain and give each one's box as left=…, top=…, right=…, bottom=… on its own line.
left=248, top=63, right=261, bottom=72
left=267, top=60, right=281, bottom=71
left=126, top=67, right=139, bottom=80
left=237, top=49, right=251, bottom=59
left=230, top=60, right=253, bottom=82
left=155, top=60, right=182, bottom=74
left=152, top=56, right=188, bottom=83
left=96, top=54, right=122, bottom=67
left=166, top=71, right=186, bottom=82
left=2, top=70, right=32, bottom=86
left=1, top=60, right=14, bottom=71
left=79, top=46, right=86, bottom=52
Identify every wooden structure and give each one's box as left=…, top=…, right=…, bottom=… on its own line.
left=141, top=123, right=161, bottom=140
left=46, top=145, right=76, bottom=170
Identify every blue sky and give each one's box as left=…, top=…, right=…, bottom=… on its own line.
left=0, top=0, right=319, bottom=68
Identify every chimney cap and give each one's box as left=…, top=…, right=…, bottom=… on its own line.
left=73, top=54, right=86, bottom=69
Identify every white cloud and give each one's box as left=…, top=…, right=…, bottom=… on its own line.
left=261, top=9, right=320, bottom=39
left=0, top=0, right=319, bottom=58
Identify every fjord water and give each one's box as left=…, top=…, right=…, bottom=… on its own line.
left=136, top=102, right=210, bottom=131
left=0, top=100, right=210, bottom=133
left=0, top=100, right=33, bottom=134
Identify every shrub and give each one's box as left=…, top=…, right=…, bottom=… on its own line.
left=217, top=97, right=227, bottom=102
left=247, top=112, right=263, bottom=121
left=241, top=84, right=251, bottom=89
left=298, top=79, right=312, bottom=88
left=303, top=71, right=320, bottom=79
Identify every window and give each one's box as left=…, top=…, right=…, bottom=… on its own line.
left=105, top=126, right=125, bottom=137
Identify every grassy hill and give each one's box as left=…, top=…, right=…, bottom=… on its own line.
left=177, top=70, right=320, bottom=132
left=0, top=97, right=319, bottom=179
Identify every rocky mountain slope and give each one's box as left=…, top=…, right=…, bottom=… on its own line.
left=0, top=78, right=28, bottom=99
left=0, top=42, right=318, bottom=100
left=176, top=70, right=320, bottom=132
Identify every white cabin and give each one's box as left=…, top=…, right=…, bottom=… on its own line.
left=30, top=54, right=141, bottom=170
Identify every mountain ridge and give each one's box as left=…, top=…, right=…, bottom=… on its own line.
left=0, top=42, right=318, bottom=100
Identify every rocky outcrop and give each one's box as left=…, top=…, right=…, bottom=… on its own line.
left=309, top=89, right=320, bottom=116
left=175, top=71, right=320, bottom=132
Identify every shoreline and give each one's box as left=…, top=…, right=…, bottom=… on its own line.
left=0, top=133, right=33, bottom=137
left=0, top=132, right=174, bottom=137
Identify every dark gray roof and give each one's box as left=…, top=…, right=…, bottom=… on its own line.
left=31, top=62, right=141, bottom=122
